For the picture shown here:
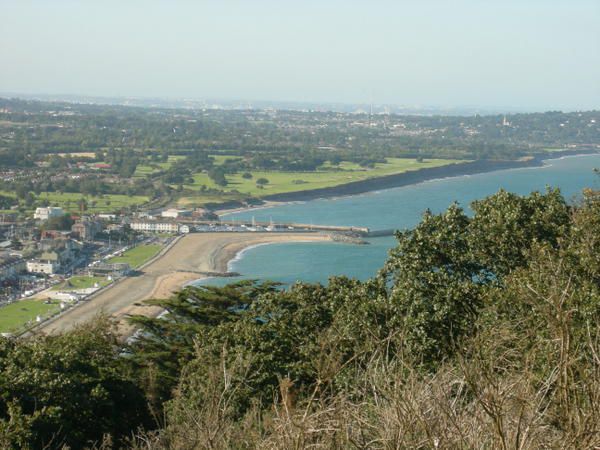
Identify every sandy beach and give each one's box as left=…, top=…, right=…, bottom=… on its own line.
left=33, top=232, right=332, bottom=336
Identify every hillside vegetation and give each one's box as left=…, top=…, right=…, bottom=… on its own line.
left=1, top=187, right=600, bottom=449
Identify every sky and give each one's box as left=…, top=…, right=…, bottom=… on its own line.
left=1, top=0, right=599, bottom=111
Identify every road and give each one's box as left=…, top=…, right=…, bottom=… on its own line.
left=31, top=232, right=331, bottom=336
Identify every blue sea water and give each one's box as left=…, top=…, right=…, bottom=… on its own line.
left=196, top=154, right=600, bottom=287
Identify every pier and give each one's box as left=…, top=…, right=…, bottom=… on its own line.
left=178, top=218, right=373, bottom=235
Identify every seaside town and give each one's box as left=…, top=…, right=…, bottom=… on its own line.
left=0, top=97, right=598, bottom=336
left=1, top=203, right=366, bottom=336
left=3, top=2, right=600, bottom=448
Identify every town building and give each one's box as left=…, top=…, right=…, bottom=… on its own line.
left=71, top=217, right=103, bottom=241
left=161, top=208, right=192, bottom=219
left=98, top=213, right=118, bottom=221
left=130, top=220, right=180, bottom=233
left=34, top=206, right=64, bottom=221
left=40, top=230, right=71, bottom=240
left=0, top=254, right=25, bottom=281
left=106, top=223, right=124, bottom=232
left=26, top=260, right=59, bottom=275
left=27, top=239, right=81, bottom=275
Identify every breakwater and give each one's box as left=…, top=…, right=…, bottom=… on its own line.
left=259, top=149, right=599, bottom=203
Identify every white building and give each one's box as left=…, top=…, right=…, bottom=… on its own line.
left=26, top=260, right=59, bottom=275
left=98, top=213, right=118, bottom=221
left=34, top=207, right=64, bottom=221
left=161, top=208, right=192, bottom=219
left=130, top=221, right=180, bottom=233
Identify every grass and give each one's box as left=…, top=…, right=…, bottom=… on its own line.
left=134, top=155, right=185, bottom=177
left=0, top=299, right=61, bottom=334
left=51, top=276, right=110, bottom=291
left=0, top=191, right=150, bottom=214
left=108, top=244, right=162, bottom=268
left=183, top=158, right=466, bottom=198
left=177, top=192, right=246, bottom=208
left=210, top=154, right=243, bottom=165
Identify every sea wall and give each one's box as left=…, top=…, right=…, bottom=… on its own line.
left=260, top=149, right=599, bottom=203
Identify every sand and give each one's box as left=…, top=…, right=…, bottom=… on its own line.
left=32, top=232, right=331, bottom=336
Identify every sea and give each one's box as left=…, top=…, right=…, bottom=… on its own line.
left=195, top=154, right=600, bottom=287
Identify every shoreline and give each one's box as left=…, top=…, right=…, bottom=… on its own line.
left=25, top=150, right=600, bottom=338
left=30, top=232, right=333, bottom=337
left=216, top=149, right=600, bottom=215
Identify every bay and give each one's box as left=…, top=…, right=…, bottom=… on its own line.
left=196, top=154, right=600, bottom=287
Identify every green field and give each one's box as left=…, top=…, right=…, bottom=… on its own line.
left=0, top=299, right=61, bottom=334
left=35, top=192, right=150, bottom=213
left=108, top=244, right=162, bottom=268
left=134, top=155, right=185, bottom=177
left=210, top=154, right=243, bottom=165
left=177, top=192, right=246, bottom=208
left=51, top=276, right=110, bottom=291
left=183, top=158, right=465, bottom=199
left=1, top=191, right=150, bottom=214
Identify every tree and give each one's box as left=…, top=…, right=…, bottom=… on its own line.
left=43, top=213, right=74, bottom=231
left=256, top=178, right=269, bottom=186
left=0, top=322, right=152, bottom=449
left=468, top=188, right=570, bottom=277
left=127, top=281, right=280, bottom=409
left=77, top=197, right=88, bottom=213
left=208, top=168, right=227, bottom=187
left=241, top=172, right=253, bottom=179
left=382, top=204, right=483, bottom=366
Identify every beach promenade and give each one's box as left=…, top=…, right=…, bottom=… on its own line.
left=33, top=232, right=331, bottom=336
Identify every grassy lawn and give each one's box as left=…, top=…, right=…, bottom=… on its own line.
left=183, top=158, right=466, bottom=198
left=0, top=191, right=150, bottom=214
left=134, top=155, right=185, bottom=177
left=210, top=154, right=243, bottom=165
left=0, top=299, right=61, bottom=334
left=177, top=192, right=246, bottom=208
left=108, top=244, right=162, bottom=268
left=51, top=276, right=110, bottom=291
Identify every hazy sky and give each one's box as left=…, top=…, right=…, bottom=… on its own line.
left=1, top=0, right=599, bottom=110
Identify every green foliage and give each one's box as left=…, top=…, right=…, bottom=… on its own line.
left=3, top=188, right=600, bottom=447
left=382, top=204, right=484, bottom=366
left=381, top=188, right=573, bottom=367
left=207, top=167, right=227, bottom=187
left=469, top=188, right=570, bottom=276
left=127, top=281, right=280, bottom=409
left=0, top=194, right=16, bottom=210
left=41, top=212, right=73, bottom=231
left=0, top=321, right=151, bottom=449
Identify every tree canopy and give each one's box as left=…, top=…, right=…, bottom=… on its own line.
left=2, top=188, right=600, bottom=448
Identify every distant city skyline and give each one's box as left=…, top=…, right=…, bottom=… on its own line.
left=1, top=0, right=599, bottom=112
left=0, top=91, right=561, bottom=116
